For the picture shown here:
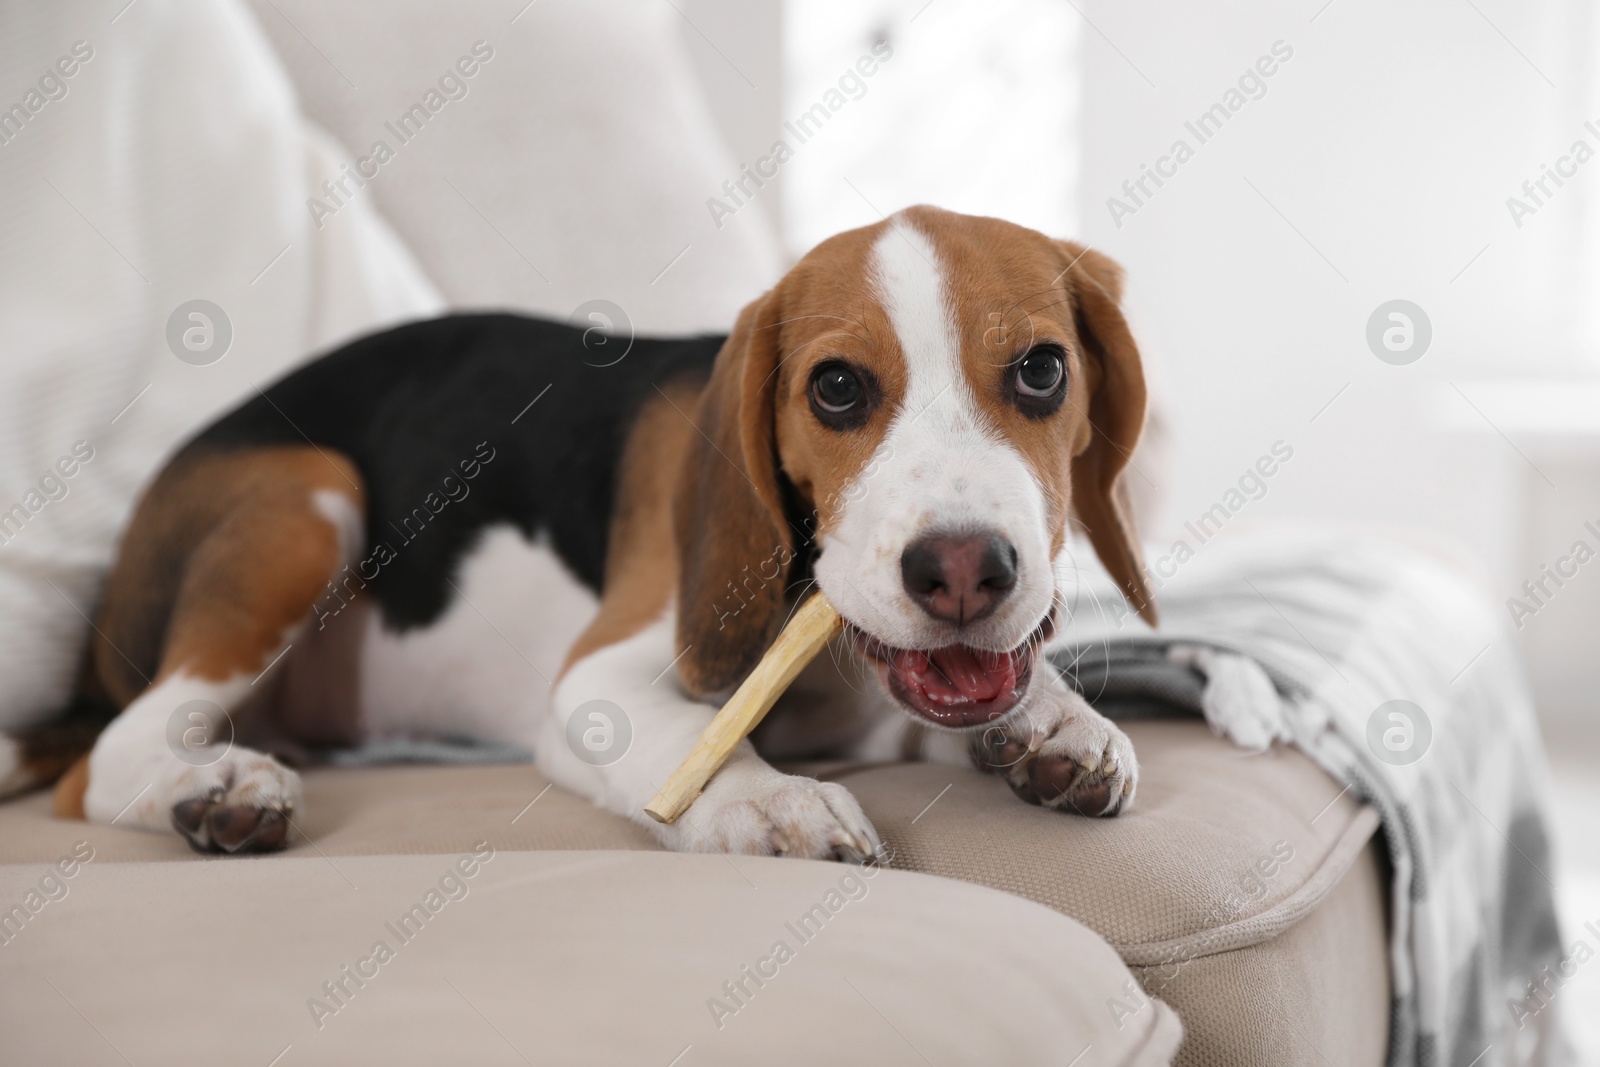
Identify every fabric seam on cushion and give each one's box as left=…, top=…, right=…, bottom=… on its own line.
left=809, top=758, right=1372, bottom=948
left=1116, top=804, right=1381, bottom=965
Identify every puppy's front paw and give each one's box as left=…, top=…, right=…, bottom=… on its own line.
left=669, top=768, right=881, bottom=862
left=166, top=748, right=301, bottom=854
left=972, top=689, right=1137, bottom=817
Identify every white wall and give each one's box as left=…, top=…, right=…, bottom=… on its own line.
left=679, top=0, right=788, bottom=247
left=1077, top=0, right=1598, bottom=724
left=779, top=0, right=1080, bottom=258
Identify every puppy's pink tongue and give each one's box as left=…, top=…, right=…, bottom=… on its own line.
left=894, top=646, right=1011, bottom=702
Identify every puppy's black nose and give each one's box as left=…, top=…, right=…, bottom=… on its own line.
left=901, top=532, right=1018, bottom=625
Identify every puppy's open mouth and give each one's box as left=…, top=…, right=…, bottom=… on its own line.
left=854, top=613, right=1055, bottom=728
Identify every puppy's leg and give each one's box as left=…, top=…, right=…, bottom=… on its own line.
left=536, top=380, right=878, bottom=861
left=538, top=611, right=880, bottom=861
left=969, top=668, right=1138, bottom=817
left=78, top=448, right=362, bottom=853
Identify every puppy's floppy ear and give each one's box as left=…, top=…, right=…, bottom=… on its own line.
left=1059, top=242, right=1158, bottom=626
left=673, top=290, right=796, bottom=695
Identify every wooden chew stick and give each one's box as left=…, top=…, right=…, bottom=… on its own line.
left=645, top=593, right=843, bottom=824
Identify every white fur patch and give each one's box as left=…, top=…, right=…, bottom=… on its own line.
left=358, top=525, right=596, bottom=744
left=311, top=487, right=364, bottom=566
left=542, top=611, right=703, bottom=814
left=83, top=672, right=297, bottom=830
left=813, top=214, right=1057, bottom=654
left=547, top=610, right=880, bottom=858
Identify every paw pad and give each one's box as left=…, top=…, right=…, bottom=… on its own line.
left=172, top=791, right=290, bottom=854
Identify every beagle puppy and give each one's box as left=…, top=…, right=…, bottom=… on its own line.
left=17, top=206, right=1155, bottom=858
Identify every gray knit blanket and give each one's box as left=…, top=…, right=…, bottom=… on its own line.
left=1049, top=530, right=1571, bottom=1067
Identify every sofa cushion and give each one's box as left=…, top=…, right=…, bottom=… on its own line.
left=813, top=719, right=1380, bottom=961
left=0, top=718, right=1384, bottom=1064
left=0, top=850, right=1182, bottom=1066
left=0, top=720, right=1378, bottom=961
left=0, top=761, right=653, bottom=863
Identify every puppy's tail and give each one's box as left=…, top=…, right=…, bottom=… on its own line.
left=1, top=693, right=118, bottom=815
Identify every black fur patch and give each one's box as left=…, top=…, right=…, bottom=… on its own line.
left=188, top=313, right=723, bottom=630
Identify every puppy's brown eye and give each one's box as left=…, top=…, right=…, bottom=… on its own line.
left=1016, top=346, right=1065, bottom=397
left=811, top=364, right=862, bottom=414
left=808, top=360, right=877, bottom=429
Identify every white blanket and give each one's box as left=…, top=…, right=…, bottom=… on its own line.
left=0, top=0, right=441, bottom=728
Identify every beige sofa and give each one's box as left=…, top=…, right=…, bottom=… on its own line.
left=0, top=6, right=1388, bottom=1062
left=0, top=717, right=1389, bottom=1065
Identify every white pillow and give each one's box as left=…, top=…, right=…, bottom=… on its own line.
left=244, top=0, right=785, bottom=333
left=0, top=1, right=441, bottom=728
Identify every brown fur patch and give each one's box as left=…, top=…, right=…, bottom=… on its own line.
left=672, top=294, right=807, bottom=696
left=563, top=380, right=705, bottom=676
left=765, top=228, right=909, bottom=531
left=1057, top=243, right=1157, bottom=623
left=52, top=754, right=90, bottom=819
left=153, top=449, right=362, bottom=682
left=91, top=446, right=363, bottom=696
left=277, top=592, right=368, bottom=748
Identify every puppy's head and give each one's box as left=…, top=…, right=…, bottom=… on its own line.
left=675, top=206, right=1153, bottom=728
